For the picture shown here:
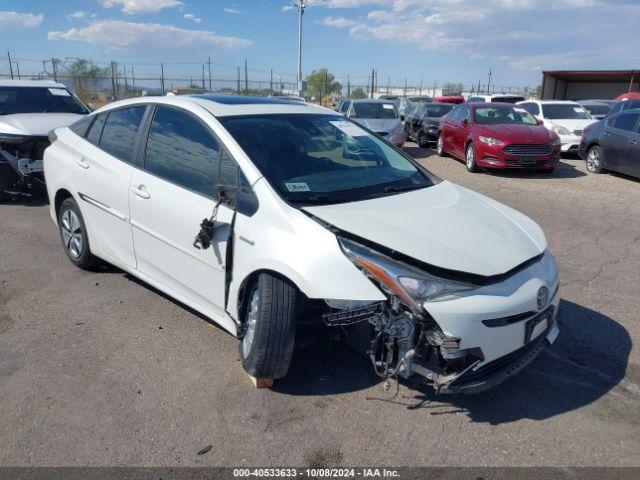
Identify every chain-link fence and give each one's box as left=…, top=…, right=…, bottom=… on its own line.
left=0, top=53, right=533, bottom=107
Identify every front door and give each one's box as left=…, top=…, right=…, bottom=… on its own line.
left=604, top=112, right=640, bottom=172
left=72, top=105, right=148, bottom=268
left=128, top=105, right=234, bottom=318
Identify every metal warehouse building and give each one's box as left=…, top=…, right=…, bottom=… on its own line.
left=541, top=70, right=640, bottom=100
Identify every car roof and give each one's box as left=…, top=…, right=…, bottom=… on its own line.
left=352, top=99, right=395, bottom=104
left=467, top=102, right=519, bottom=108
left=0, top=79, right=69, bottom=88
left=92, top=94, right=333, bottom=117
left=532, top=100, right=581, bottom=104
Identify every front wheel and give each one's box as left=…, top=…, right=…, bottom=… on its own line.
left=239, top=273, right=298, bottom=380
left=417, top=131, right=428, bottom=148
left=465, top=143, right=478, bottom=173
left=586, top=145, right=604, bottom=173
left=437, top=133, right=447, bottom=157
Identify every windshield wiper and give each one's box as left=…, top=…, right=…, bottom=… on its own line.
left=384, top=184, right=426, bottom=193
left=288, top=194, right=344, bottom=205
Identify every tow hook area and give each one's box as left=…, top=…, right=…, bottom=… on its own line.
left=322, top=300, right=483, bottom=393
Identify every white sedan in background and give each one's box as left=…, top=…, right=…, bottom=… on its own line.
left=44, top=95, right=559, bottom=393
left=517, top=100, right=596, bottom=153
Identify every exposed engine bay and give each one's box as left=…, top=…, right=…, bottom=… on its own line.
left=0, top=134, right=48, bottom=197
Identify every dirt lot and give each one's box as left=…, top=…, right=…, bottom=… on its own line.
left=0, top=147, right=638, bottom=467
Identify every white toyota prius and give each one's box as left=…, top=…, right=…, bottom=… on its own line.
left=44, top=95, right=560, bottom=393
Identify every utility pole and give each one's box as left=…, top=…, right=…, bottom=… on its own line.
left=370, top=68, right=375, bottom=98
left=347, top=74, right=351, bottom=97
left=419, top=78, right=423, bottom=96
left=207, top=56, right=212, bottom=92
left=111, top=61, right=118, bottom=100
left=52, top=58, right=58, bottom=82
left=123, top=66, right=127, bottom=92
left=131, top=66, right=136, bottom=95
left=487, top=68, right=492, bottom=94
left=202, top=64, right=206, bottom=90
left=237, top=66, right=241, bottom=94
left=16, top=62, right=21, bottom=80
left=295, top=0, right=307, bottom=95
left=7, top=51, right=13, bottom=79
left=244, top=59, right=248, bottom=93
left=160, top=62, right=165, bottom=95
left=404, top=78, right=407, bottom=96
left=270, top=69, right=273, bottom=93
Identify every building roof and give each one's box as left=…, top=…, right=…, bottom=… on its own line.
left=542, top=70, right=640, bottom=82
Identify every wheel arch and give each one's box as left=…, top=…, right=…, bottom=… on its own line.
left=54, top=188, right=75, bottom=218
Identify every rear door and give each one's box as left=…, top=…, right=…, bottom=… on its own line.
left=604, top=112, right=640, bottom=172
left=452, top=105, right=471, bottom=157
left=621, top=116, right=640, bottom=177
left=72, top=105, right=148, bottom=267
left=128, top=105, right=235, bottom=318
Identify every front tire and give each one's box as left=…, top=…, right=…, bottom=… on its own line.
left=240, top=273, right=298, bottom=380
left=57, top=197, right=99, bottom=270
left=586, top=145, right=604, bottom=173
left=437, top=133, right=447, bottom=157
left=417, top=131, right=428, bottom=148
left=465, top=143, right=478, bottom=172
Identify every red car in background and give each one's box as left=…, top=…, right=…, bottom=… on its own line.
left=437, top=103, right=561, bottom=173
left=436, top=96, right=465, bottom=104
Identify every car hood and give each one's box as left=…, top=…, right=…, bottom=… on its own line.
left=0, top=113, right=85, bottom=136
left=303, top=181, right=546, bottom=277
left=423, top=116, right=442, bottom=126
left=546, top=118, right=595, bottom=131
left=476, top=124, right=554, bottom=142
left=353, top=118, right=401, bottom=133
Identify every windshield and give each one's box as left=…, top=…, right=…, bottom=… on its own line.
left=219, top=114, right=436, bottom=205
left=424, top=104, right=454, bottom=118
left=582, top=104, right=611, bottom=116
left=474, top=106, right=538, bottom=125
left=0, top=86, right=88, bottom=115
left=542, top=103, right=591, bottom=120
left=352, top=102, right=398, bottom=119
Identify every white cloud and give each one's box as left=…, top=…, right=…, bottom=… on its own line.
left=317, top=16, right=358, bottom=28
left=184, top=13, right=203, bottom=23
left=308, top=0, right=640, bottom=71
left=101, top=0, right=184, bottom=15
left=48, top=20, right=253, bottom=52
left=282, top=5, right=295, bottom=11
left=224, top=8, right=243, bottom=14
left=68, top=11, right=87, bottom=19
left=0, top=11, right=43, bottom=30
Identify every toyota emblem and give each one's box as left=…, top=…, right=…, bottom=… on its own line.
left=537, top=286, right=549, bottom=310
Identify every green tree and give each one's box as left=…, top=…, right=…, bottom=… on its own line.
left=351, top=87, right=367, bottom=99
left=305, top=68, right=342, bottom=98
left=63, top=59, right=109, bottom=91
left=535, top=85, right=542, bottom=99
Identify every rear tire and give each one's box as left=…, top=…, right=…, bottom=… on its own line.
left=239, top=273, right=298, bottom=380
left=57, top=197, right=99, bottom=270
left=586, top=145, right=604, bottom=173
left=465, top=143, right=478, bottom=173
left=417, top=131, right=428, bottom=148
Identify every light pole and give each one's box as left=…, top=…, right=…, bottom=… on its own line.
left=295, top=0, right=307, bottom=95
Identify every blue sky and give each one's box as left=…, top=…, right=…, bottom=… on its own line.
left=1, top=0, right=639, bottom=91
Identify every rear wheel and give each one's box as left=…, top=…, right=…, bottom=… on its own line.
left=239, top=273, right=298, bottom=380
left=465, top=143, right=478, bottom=173
left=57, top=197, right=99, bottom=270
left=586, top=145, right=604, bottom=173
left=417, top=131, right=428, bottom=148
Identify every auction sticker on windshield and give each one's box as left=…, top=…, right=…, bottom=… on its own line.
left=48, top=88, right=71, bottom=96
left=330, top=120, right=368, bottom=137
left=285, top=182, right=311, bottom=192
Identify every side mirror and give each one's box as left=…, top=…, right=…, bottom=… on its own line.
left=215, top=184, right=238, bottom=208
left=462, top=118, right=469, bottom=126
left=400, top=115, right=405, bottom=121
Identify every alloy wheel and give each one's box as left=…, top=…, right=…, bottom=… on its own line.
left=437, top=135, right=444, bottom=155
left=586, top=148, right=601, bottom=172
left=242, top=287, right=260, bottom=358
left=466, top=146, right=475, bottom=169
left=60, top=209, right=83, bottom=259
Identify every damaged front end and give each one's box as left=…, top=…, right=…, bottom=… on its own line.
left=323, top=236, right=553, bottom=394
left=0, top=133, right=49, bottom=197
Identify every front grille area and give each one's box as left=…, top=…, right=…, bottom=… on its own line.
left=0, top=135, right=50, bottom=160
left=505, top=159, right=550, bottom=167
left=573, top=129, right=583, bottom=136
left=503, top=144, right=553, bottom=155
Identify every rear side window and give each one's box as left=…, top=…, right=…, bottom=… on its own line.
left=520, top=102, right=540, bottom=116
left=100, top=106, right=147, bottom=163
left=144, top=106, right=222, bottom=197
left=86, top=113, right=107, bottom=146
left=69, top=115, right=93, bottom=137
left=613, top=112, right=640, bottom=132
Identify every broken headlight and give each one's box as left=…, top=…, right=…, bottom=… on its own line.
left=339, top=237, right=477, bottom=311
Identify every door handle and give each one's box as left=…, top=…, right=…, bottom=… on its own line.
left=602, top=132, right=610, bottom=137
left=631, top=139, right=638, bottom=144
left=76, top=158, right=89, bottom=169
left=131, top=185, right=150, bottom=199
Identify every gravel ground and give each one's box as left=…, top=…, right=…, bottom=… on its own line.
left=0, top=147, right=638, bottom=467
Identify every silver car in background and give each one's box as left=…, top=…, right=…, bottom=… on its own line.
left=346, top=99, right=407, bottom=147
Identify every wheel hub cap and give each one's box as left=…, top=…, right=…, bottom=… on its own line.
left=587, top=149, right=600, bottom=171
left=61, top=209, right=83, bottom=259
left=242, top=287, right=260, bottom=357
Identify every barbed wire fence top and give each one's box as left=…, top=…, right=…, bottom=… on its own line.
left=0, top=53, right=534, bottom=106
